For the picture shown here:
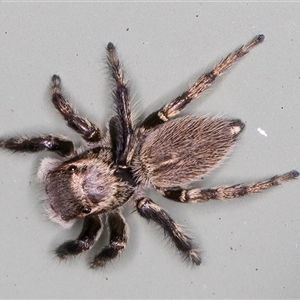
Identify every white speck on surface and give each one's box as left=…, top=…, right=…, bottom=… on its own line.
left=257, top=127, right=268, bottom=137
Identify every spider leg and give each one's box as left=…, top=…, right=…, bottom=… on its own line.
left=158, top=170, right=299, bottom=203
left=0, top=134, right=75, bottom=157
left=141, top=34, right=265, bottom=129
left=55, top=215, right=102, bottom=258
left=91, top=210, right=128, bottom=268
left=51, top=75, right=102, bottom=144
left=136, top=197, right=201, bottom=265
left=107, top=43, right=133, bottom=165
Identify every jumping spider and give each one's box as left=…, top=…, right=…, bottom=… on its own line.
left=1, top=34, right=298, bottom=268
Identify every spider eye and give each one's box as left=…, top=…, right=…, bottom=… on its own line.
left=82, top=207, right=91, bottom=214
left=68, top=165, right=77, bottom=172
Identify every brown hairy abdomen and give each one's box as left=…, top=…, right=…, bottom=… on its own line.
left=134, top=116, right=243, bottom=187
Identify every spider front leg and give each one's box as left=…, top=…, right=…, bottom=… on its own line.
left=0, top=134, right=75, bottom=157
left=158, top=170, right=299, bottom=203
left=141, top=34, right=264, bottom=129
left=136, top=197, right=201, bottom=265
left=51, top=75, right=102, bottom=144
left=91, top=210, right=128, bottom=268
left=56, top=215, right=102, bottom=259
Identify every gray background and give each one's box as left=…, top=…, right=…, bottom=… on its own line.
left=1, top=2, right=299, bottom=299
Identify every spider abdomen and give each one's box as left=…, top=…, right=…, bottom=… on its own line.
left=133, top=116, right=244, bottom=188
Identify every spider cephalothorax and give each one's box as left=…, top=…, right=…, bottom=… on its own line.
left=0, top=35, right=298, bottom=267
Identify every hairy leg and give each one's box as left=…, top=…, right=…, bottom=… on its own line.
left=0, top=134, right=74, bottom=157
left=141, top=34, right=264, bottom=129
left=56, top=215, right=102, bottom=258
left=51, top=75, right=102, bottom=144
left=158, top=170, right=299, bottom=203
left=107, top=43, right=134, bottom=165
left=136, top=197, right=201, bottom=265
left=91, top=210, right=128, bottom=268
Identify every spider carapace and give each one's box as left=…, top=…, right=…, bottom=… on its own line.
left=0, top=35, right=298, bottom=267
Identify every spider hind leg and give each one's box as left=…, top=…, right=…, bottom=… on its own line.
left=141, top=35, right=264, bottom=129
left=158, top=170, right=299, bottom=203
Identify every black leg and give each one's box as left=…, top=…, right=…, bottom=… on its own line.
left=51, top=75, right=102, bottom=144
left=136, top=197, right=201, bottom=265
left=91, top=210, right=128, bottom=268
left=141, top=35, right=264, bottom=129
left=107, top=43, right=133, bottom=165
left=158, top=170, right=299, bottom=203
left=0, top=134, right=75, bottom=157
left=56, top=215, right=102, bottom=258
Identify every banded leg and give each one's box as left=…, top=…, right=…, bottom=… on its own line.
left=91, top=210, right=128, bottom=268
left=56, top=215, right=102, bottom=258
left=141, top=34, right=265, bottom=129
left=158, top=170, right=299, bottom=203
left=136, top=197, right=201, bottom=265
left=0, top=134, right=74, bottom=157
left=51, top=75, right=102, bottom=143
left=107, top=43, right=133, bottom=165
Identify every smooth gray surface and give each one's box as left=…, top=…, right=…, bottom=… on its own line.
left=1, top=2, right=299, bottom=299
